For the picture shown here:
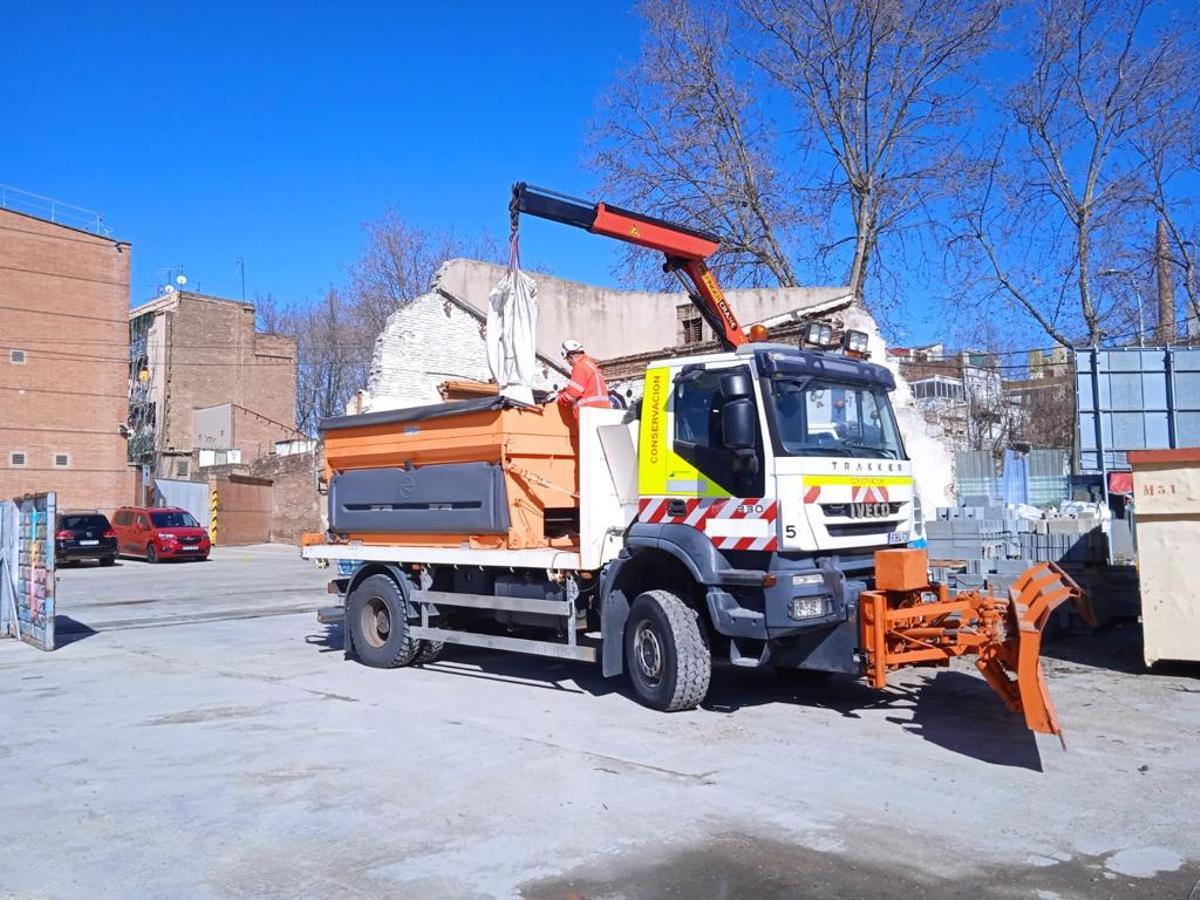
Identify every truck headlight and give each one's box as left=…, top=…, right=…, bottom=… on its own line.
left=789, top=596, right=831, bottom=619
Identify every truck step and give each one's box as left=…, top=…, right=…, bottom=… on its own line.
left=412, top=589, right=569, bottom=617
left=317, top=606, right=346, bottom=624
left=409, top=626, right=598, bottom=663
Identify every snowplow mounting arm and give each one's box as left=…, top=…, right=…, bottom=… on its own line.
left=510, top=182, right=746, bottom=351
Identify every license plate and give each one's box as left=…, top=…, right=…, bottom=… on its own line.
left=849, top=502, right=889, bottom=518
left=888, top=531, right=910, bottom=545
left=79, top=540, right=99, bottom=546
left=179, top=546, right=199, bottom=552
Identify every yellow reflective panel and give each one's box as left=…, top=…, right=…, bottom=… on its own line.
left=638, top=366, right=732, bottom=499
left=638, top=367, right=671, bottom=495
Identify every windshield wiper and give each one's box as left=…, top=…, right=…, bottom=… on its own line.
left=786, top=445, right=853, bottom=456
left=843, top=443, right=898, bottom=459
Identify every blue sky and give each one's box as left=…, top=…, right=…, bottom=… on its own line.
left=1, top=1, right=642, bottom=303
left=3, top=1, right=1193, bottom=353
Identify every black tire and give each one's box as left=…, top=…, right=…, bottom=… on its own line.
left=625, top=589, right=711, bottom=711
left=415, top=640, right=445, bottom=665
left=347, top=574, right=420, bottom=668
left=146, top=544, right=159, bottom=564
left=101, top=556, right=116, bottom=567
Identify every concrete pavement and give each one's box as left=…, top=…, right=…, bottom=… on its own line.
left=1, top=545, right=1197, bottom=898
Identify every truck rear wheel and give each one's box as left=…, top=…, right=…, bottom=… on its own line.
left=625, top=590, right=711, bottom=712
left=347, top=574, right=420, bottom=668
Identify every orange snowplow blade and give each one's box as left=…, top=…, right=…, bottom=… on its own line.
left=975, top=562, right=1094, bottom=743
left=860, top=550, right=1092, bottom=744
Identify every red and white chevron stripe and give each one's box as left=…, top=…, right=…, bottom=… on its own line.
left=850, top=485, right=891, bottom=504
left=638, top=496, right=778, bottom=552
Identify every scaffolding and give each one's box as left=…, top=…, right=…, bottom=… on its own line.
left=127, top=314, right=157, bottom=464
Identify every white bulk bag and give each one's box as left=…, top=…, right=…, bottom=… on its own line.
left=485, top=267, right=539, bottom=406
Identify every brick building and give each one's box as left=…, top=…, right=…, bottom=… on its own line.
left=0, top=205, right=133, bottom=510
left=128, top=291, right=298, bottom=479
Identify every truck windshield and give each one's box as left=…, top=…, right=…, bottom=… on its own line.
left=767, top=377, right=904, bottom=459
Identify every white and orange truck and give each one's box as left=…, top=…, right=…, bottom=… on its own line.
left=303, top=184, right=1090, bottom=737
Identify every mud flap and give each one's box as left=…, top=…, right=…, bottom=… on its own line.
left=601, top=588, right=630, bottom=677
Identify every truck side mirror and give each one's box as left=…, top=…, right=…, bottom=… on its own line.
left=721, top=398, right=756, bottom=450
left=720, top=370, right=753, bottom=400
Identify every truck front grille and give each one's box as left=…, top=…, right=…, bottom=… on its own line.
left=825, top=521, right=902, bottom=539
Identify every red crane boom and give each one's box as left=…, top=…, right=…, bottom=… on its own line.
left=510, top=183, right=747, bottom=351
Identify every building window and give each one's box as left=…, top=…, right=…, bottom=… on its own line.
left=912, top=378, right=965, bottom=402
left=9, top=349, right=26, bottom=364
left=54, top=453, right=70, bottom=467
left=9, top=452, right=26, bottom=467
left=176, top=460, right=189, bottom=478
left=677, top=304, right=705, bottom=346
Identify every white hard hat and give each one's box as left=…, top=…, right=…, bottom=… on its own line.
left=561, top=339, right=584, bottom=359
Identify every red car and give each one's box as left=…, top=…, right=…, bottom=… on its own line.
left=111, top=506, right=211, bottom=563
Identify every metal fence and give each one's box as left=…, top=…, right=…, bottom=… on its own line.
left=0, top=184, right=109, bottom=235
left=1075, top=346, right=1200, bottom=472
left=1027, top=449, right=1071, bottom=505
left=955, top=450, right=998, bottom=502
left=955, top=449, right=1070, bottom=507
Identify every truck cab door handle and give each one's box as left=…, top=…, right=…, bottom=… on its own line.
left=667, top=499, right=687, bottom=517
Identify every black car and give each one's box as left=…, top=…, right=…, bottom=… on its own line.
left=55, top=511, right=118, bottom=566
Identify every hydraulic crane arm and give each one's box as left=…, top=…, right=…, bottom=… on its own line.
left=510, top=182, right=747, bottom=351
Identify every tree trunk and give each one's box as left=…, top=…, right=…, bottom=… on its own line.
left=1077, top=214, right=1101, bottom=346
left=847, top=193, right=875, bottom=303
left=1156, top=218, right=1176, bottom=344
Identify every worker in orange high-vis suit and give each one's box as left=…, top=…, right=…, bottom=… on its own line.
left=557, top=339, right=610, bottom=420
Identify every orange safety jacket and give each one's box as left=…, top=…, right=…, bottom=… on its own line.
left=558, top=354, right=610, bottom=418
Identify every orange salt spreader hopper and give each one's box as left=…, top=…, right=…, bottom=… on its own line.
left=319, top=397, right=580, bottom=552
left=859, top=548, right=1095, bottom=746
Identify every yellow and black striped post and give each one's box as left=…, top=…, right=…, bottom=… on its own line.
left=209, top=489, right=220, bottom=546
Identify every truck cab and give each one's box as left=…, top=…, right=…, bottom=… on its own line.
left=618, top=338, right=913, bottom=680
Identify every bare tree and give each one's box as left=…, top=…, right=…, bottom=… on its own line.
left=264, top=211, right=483, bottom=432
left=1135, top=102, right=1200, bottom=330
left=591, top=0, right=1002, bottom=305
left=741, top=0, right=1003, bottom=304
left=589, top=0, right=800, bottom=288
left=349, top=210, right=478, bottom=338
left=958, top=0, right=1194, bottom=346
left=1010, top=376, right=1076, bottom=449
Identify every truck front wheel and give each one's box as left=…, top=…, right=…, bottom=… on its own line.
left=347, top=574, right=420, bottom=668
left=625, top=590, right=711, bottom=712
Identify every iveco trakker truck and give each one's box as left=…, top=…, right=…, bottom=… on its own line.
left=303, top=184, right=1088, bottom=736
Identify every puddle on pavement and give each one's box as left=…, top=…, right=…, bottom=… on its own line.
left=521, top=833, right=1197, bottom=899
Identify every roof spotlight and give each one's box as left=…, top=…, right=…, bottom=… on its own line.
left=804, top=321, right=834, bottom=348
left=842, top=329, right=869, bottom=355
